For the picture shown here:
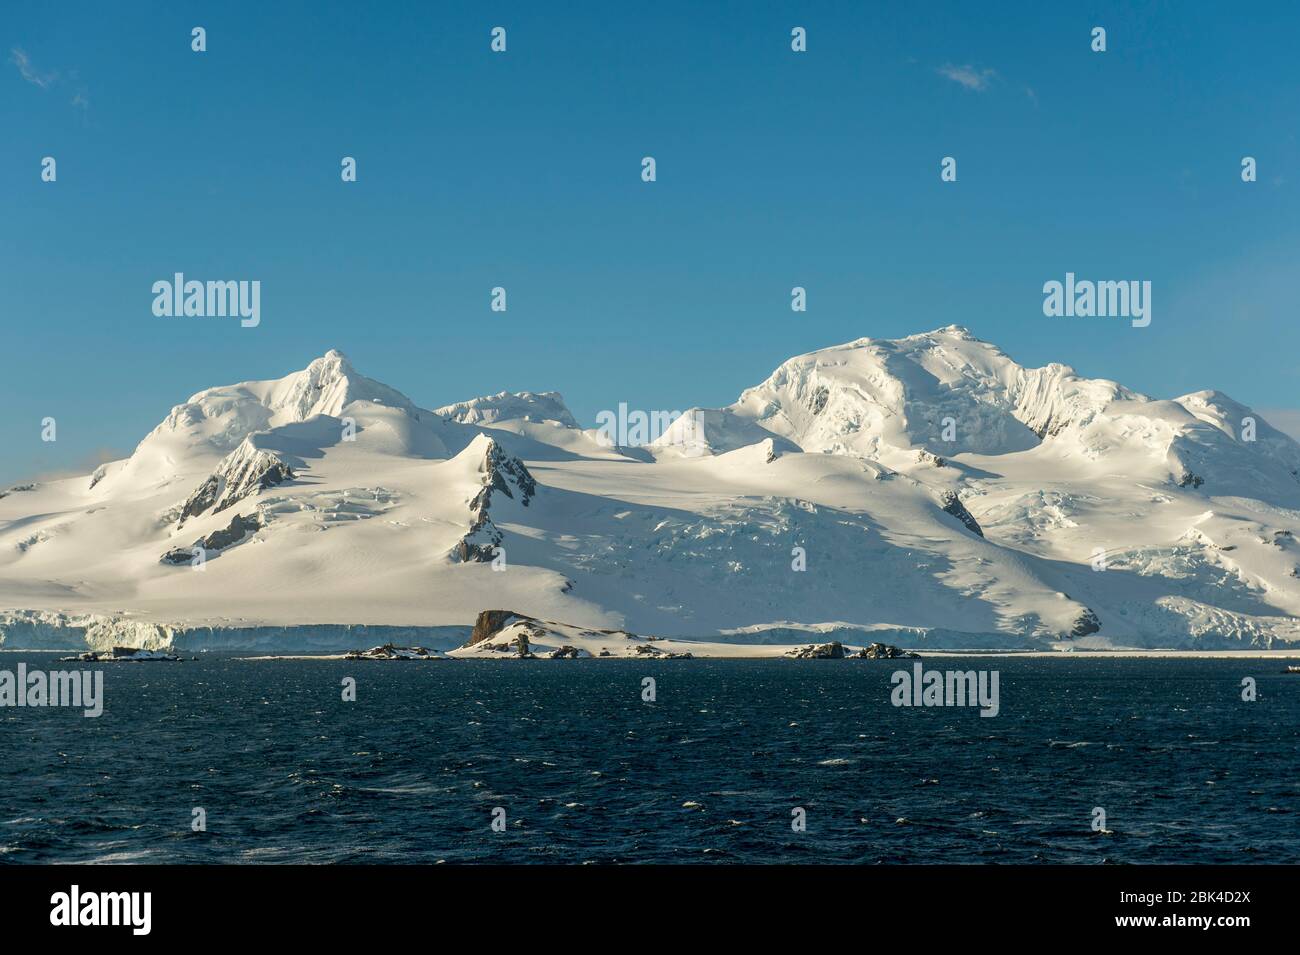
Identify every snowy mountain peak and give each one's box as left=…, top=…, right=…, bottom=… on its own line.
left=436, top=391, right=579, bottom=429
left=261, top=349, right=417, bottom=424
left=904, top=323, right=978, bottom=342
left=730, top=326, right=1047, bottom=458
left=97, top=351, right=426, bottom=494
left=719, top=326, right=1300, bottom=499
left=5, top=332, right=1300, bottom=652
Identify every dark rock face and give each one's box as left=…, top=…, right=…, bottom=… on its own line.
left=809, top=385, right=830, bottom=415
left=550, top=645, right=582, bottom=659
left=939, top=490, right=984, bottom=538
left=179, top=476, right=222, bottom=523
left=1178, top=470, right=1204, bottom=489
left=788, top=640, right=914, bottom=659
left=456, top=440, right=538, bottom=562
left=344, top=644, right=441, bottom=660
left=59, top=648, right=180, bottom=662
left=632, top=644, right=692, bottom=658
left=855, top=642, right=917, bottom=659
left=633, top=644, right=692, bottom=658
left=788, top=641, right=847, bottom=659
left=203, top=512, right=263, bottom=550
left=484, top=440, right=536, bottom=506
left=179, top=450, right=294, bottom=525
left=160, top=512, right=263, bottom=564
left=469, top=610, right=520, bottom=645
left=455, top=525, right=502, bottom=562
left=1069, top=608, right=1102, bottom=637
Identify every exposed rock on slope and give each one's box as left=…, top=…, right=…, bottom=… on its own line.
left=1069, top=608, right=1102, bottom=637
left=5, top=334, right=1300, bottom=651
left=161, top=512, right=263, bottom=564
left=179, top=441, right=294, bottom=524
left=786, top=641, right=847, bottom=658
left=344, top=643, right=446, bottom=660
left=939, top=490, right=984, bottom=538
left=455, top=438, right=537, bottom=562
left=470, top=609, right=518, bottom=645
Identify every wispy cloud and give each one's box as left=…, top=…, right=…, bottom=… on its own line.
left=11, top=46, right=88, bottom=115
left=10, top=47, right=57, bottom=88
left=937, top=63, right=997, bottom=91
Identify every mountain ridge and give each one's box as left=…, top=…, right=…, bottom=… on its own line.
left=2, top=326, right=1298, bottom=652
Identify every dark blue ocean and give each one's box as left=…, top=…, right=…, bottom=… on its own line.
left=1, top=655, right=1296, bottom=864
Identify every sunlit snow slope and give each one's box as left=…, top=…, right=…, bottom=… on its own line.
left=3, top=329, right=1298, bottom=650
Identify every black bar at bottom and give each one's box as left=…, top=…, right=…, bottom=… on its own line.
left=0, top=863, right=1288, bottom=941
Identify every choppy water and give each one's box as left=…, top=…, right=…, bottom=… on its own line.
left=1, top=655, right=1296, bottom=863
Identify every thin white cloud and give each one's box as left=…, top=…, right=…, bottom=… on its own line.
left=937, top=63, right=996, bottom=91
left=10, top=47, right=57, bottom=88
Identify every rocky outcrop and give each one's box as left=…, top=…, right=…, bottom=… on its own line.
left=787, top=641, right=847, bottom=659
left=456, top=440, right=537, bottom=562
left=477, top=439, right=536, bottom=508
left=161, top=512, right=263, bottom=564
left=470, top=609, right=518, bottom=645
left=462, top=611, right=541, bottom=656
left=787, top=640, right=916, bottom=659
left=1069, top=608, right=1102, bottom=637
left=179, top=443, right=293, bottom=525
left=939, top=490, right=984, bottom=538
left=633, top=644, right=693, bottom=659
left=59, top=647, right=181, bottom=662
left=456, top=517, right=503, bottom=562
left=343, top=643, right=445, bottom=660
left=855, top=642, right=918, bottom=659
left=809, top=385, right=830, bottom=415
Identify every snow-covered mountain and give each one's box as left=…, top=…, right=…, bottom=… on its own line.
left=3, top=328, right=1299, bottom=651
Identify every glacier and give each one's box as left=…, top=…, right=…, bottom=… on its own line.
left=2, top=328, right=1299, bottom=652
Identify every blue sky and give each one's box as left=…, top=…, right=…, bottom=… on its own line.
left=4, top=1, right=1299, bottom=483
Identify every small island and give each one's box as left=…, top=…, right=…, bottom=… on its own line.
left=59, top=647, right=183, bottom=662
left=343, top=644, right=447, bottom=661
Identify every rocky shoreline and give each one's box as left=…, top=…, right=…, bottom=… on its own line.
left=58, top=647, right=185, bottom=663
